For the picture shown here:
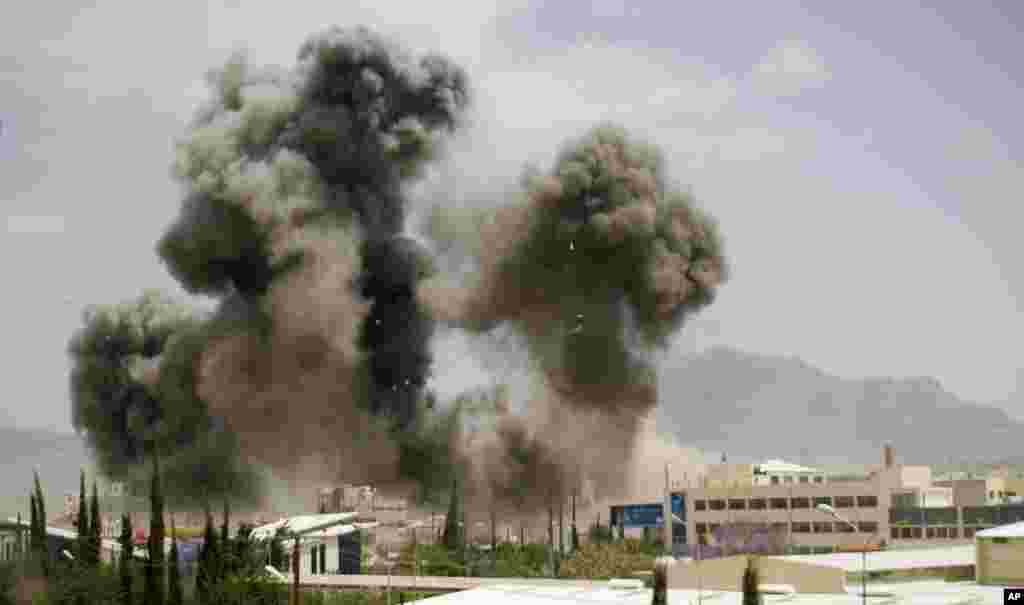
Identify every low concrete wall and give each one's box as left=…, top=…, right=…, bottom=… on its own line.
left=669, top=555, right=848, bottom=595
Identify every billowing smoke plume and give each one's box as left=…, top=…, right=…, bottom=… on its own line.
left=153, top=26, right=467, bottom=493
left=69, top=291, right=261, bottom=505
left=421, top=124, right=727, bottom=509
left=70, top=27, right=726, bottom=512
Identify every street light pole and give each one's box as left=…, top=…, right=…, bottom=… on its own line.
left=816, top=504, right=865, bottom=605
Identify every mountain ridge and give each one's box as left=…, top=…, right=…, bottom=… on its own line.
left=656, top=346, right=1021, bottom=467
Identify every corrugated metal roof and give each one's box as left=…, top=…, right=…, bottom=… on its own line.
left=975, top=521, right=1024, bottom=538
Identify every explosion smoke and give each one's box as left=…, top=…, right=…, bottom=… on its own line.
left=153, top=26, right=467, bottom=493
left=68, top=291, right=261, bottom=505
left=420, top=124, right=727, bottom=509
left=71, top=27, right=726, bottom=512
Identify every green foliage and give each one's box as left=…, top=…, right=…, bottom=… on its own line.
left=118, top=514, right=133, bottom=605
left=441, top=479, right=462, bottom=553
left=587, top=523, right=613, bottom=545
left=46, top=562, right=122, bottom=605
left=0, top=562, right=17, bottom=605
left=89, top=482, right=102, bottom=568
left=33, top=472, right=49, bottom=578
left=558, top=539, right=655, bottom=580
left=76, top=471, right=90, bottom=565
left=147, top=457, right=166, bottom=605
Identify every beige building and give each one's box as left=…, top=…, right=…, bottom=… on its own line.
left=975, top=522, right=1024, bottom=586
left=686, top=477, right=890, bottom=552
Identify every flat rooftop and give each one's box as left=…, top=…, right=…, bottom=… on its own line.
left=773, top=544, right=974, bottom=572
left=407, top=581, right=1007, bottom=604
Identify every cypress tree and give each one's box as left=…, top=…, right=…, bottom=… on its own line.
left=90, top=480, right=102, bottom=566
left=442, top=478, right=461, bottom=553
left=146, top=456, right=166, bottom=605
left=196, top=510, right=218, bottom=604
left=742, top=556, right=761, bottom=605
left=77, top=470, right=90, bottom=563
left=29, top=493, right=37, bottom=564
left=119, top=514, right=134, bottom=605
left=167, top=516, right=183, bottom=605
left=219, top=501, right=231, bottom=579
left=33, top=471, right=48, bottom=577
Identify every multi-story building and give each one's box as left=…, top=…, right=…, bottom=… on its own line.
left=611, top=444, right=1024, bottom=555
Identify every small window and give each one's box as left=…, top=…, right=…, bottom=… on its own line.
left=791, top=522, right=811, bottom=533
left=936, top=527, right=948, bottom=538
left=838, top=522, right=856, bottom=533
left=695, top=523, right=707, bottom=534
left=813, top=522, right=833, bottom=533
left=813, top=476, right=824, bottom=483
left=963, top=527, right=975, bottom=538
left=770, top=498, right=789, bottom=510
left=890, top=527, right=899, bottom=539
left=857, top=496, right=878, bottom=508
left=709, top=523, right=721, bottom=534
left=948, top=528, right=959, bottom=539
left=925, top=527, right=936, bottom=538
left=728, top=499, right=746, bottom=511
left=858, top=522, right=877, bottom=534
left=790, top=497, right=810, bottom=509
left=834, top=496, right=855, bottom=508
left=709, top=499, right=726, bottom=511
left=695, top=500, right=707, bottom=511
left=770, top=476, right=780, bottom=485
left=799, top=476, right=809, bottom=483
left=749, top=498, right=767, bottom=510
left=900, top=527, right=912, bottom=539
left=911, top=527, right=923, bottom=539
left=813, top=496, right=832, bottom=508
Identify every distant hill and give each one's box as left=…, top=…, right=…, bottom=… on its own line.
left=656, top=347, right=1023, bottom=467
left=0, top=426, right=93, bottom=521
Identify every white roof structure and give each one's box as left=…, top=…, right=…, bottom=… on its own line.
left=775, top=544, right=974, bottom=572
left=975, top=521, right=1024, bottom=539
left=249, top=512, right=368, bottom=541
left=408, top=581, right=1006, bottom=604
left=758, top=460, right=820, bottom=474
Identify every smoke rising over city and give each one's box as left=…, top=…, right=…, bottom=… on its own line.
left=68, top=26, right=726, bottom=512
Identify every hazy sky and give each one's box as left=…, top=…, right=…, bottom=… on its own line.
left=2, top=1, right=1022, bottom=434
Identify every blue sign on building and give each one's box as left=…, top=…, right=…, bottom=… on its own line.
left=610, top=494, right=685, bottom=529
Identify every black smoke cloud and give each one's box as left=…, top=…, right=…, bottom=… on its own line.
left=68, top=291, right=262, bottom=505
left=153, top=26, right=468, bottom=491
left=75, top=26, right=725, bottom=511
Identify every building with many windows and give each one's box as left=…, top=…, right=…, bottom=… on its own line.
left=610, top=444, right=1024, bottom=555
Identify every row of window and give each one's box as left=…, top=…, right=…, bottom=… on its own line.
left=765, top=475, right=825, bottom=485
left=695, top=521, right=880, bottom=535
left=889, top=526, right=967, bottom=540
left=694, top=495, right=878, bottom=512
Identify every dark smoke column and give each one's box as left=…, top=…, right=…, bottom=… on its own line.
left=157, top=26, right=468, bottom=483
left=280, top=27, right=467, bottom=430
